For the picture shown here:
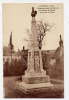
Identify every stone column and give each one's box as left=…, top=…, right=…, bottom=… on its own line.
left=25, top=8, right=46, bottom=77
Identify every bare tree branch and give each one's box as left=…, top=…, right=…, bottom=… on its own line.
left=37, top=21, right=52, bottom=49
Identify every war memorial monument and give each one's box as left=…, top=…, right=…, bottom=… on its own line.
left=16, top=7, right=53, bottom=93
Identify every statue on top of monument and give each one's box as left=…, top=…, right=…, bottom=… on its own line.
left=31, top=7, right=37, bottom=17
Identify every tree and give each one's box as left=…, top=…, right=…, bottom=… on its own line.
left=37, top=21, right=51, bottom=49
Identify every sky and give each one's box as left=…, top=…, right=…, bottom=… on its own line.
left=3, top=3, right=64, bottom=51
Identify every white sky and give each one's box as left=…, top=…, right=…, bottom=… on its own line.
left=3, top=3, right=64, bottom=51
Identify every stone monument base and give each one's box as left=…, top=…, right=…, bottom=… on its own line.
left=15, top=73, right=53, bottom=94
left=15, top=81, right=53, bottom=94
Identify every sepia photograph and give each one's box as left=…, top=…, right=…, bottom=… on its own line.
left=3, top=3, right=64, bottom=98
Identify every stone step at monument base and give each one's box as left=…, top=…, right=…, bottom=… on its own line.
left=15, top=81, right=53, bottom=94
left=22, top=75, right=50, bottom=84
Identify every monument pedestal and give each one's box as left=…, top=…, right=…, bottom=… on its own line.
left=16, top=81, right=53, bottom=94
left=15, top=71, right=53, bottom=93
left=22, top=70, right=50, bottom=84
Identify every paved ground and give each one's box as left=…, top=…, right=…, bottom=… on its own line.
left=3, top=76, right=64, bottom=98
